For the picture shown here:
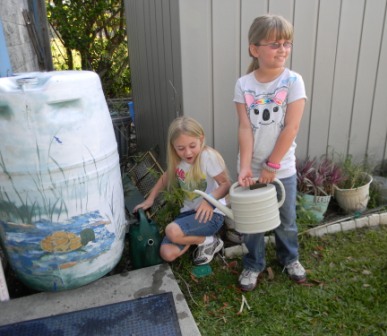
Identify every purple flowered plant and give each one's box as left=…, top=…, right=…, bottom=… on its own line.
left=297, top=156, right=344, bottom=196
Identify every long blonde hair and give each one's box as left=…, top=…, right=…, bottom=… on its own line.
left=247, top=14, right=293, bottom=73
left=166, top=116, right=227, bottom=190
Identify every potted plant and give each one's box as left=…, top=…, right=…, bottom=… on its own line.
left=296, top=156, right=344, bottom=222
left=334, top=155, right=373, bottom=214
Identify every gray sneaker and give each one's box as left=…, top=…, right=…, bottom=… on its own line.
left=193, top=237, right=224, bottom=265
left=238, top=269, right=260, bottom=291
left=285, top=260, right=306, bottom=283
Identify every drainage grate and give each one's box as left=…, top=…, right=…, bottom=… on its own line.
left=0, top=292, right=182, bottom=336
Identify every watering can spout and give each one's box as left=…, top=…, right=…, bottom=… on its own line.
left=193, top=190, right=234, bottom=219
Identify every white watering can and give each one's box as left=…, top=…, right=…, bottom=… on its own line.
left=194, top=178, right=285, bottom=234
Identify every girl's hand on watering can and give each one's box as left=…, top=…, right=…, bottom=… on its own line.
left=259, top=169, right=276, bottom=184
left=238, top=167, right=254, bottom=187
left=195, top=200, right=214, bottom=223
left=133, top=199, right=154, bottom=213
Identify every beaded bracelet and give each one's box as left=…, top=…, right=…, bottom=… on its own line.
left=266, top=161, right=281, bottom=169
left=262, top=161, right=278, bottom=173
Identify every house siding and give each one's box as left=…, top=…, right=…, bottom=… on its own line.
left=127, top=0, right=387, bottom=180
left=125, top=0, right=183, bottom=165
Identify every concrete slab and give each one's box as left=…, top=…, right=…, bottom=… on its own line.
left=0, top=263, right=201, bottom=336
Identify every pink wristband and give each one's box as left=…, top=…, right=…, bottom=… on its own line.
left=262, top=161, right=277, bottom=173
left=266, top=161, right=281, bottom=169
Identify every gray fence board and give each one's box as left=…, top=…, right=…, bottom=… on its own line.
left=329, top=0, right=364, bottom=157
left=179, top=0, right=213, bottom=149
left=213, top=0, right=239, bottom=168
left=292, top=0, right=319, bottom=159
left=368, top=6, right=387, bottom=165
left=308, top=0, right=341, bottom=159
left=349, top=0, right=386, bottom=161
left=269, top=0, right=293, bottom=18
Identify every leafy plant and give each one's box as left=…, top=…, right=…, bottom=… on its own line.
left=336, top=155, right=371, bottom=189
left=368, top=182, right=382, bottom=209
left=153, top=185, right=185, bottom=232
left=296, top=156, right=344, bottom=196
left=47, top=0, right=130, bottom=97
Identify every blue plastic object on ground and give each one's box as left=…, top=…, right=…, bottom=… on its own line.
left=128, top=101, right=135, bottom=123
left=192, top=264, right=213, bottom=278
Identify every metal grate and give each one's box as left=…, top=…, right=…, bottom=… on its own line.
left=127, top=152, right=165, bottom=217
left=107, top=98, right=137, bottom=162
left=0, top=292, right=182, bottom=336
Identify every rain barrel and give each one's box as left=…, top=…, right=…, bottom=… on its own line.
left=0, top=71, right=126, bottom=292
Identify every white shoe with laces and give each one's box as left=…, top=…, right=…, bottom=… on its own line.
left=193, top=237, right=224, bottom=265
left=238, top=269, right=260, bottom=291
left=285, top=260, right=306, bottom=283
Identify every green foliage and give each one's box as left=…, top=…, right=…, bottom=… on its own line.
left=337, top=155, right=372, bottom=189
left=368, top=182, right=382, bottom=209
left=47, top=0, right=130, bottom=97
left=153, top=185, right=185, bottom=231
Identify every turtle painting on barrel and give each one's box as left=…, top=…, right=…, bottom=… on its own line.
left=40, top=228, right=96, bottom=253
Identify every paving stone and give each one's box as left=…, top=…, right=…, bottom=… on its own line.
left=355, top=217, right=369, bottom=229
left=308, top=226, right=328, bottom=237
left=380, top=213, right=387, bottom=225
left=341, top=220, right=356, bottom=232
left=368, top=214, right=380, bottom=227
left=327, top=223, right=342, bottom=234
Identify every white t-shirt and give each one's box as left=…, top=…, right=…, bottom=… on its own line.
left=177, top=148, right=226, bottom=214
left=233, top=68, right=306, bottom=179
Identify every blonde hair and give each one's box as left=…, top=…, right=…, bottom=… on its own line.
left=247, top=14, right=294, bottom=73
left=166, top=116, right=227, bottom=190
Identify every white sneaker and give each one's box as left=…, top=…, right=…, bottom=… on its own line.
left=238, top=269, right=260, bottom=291
left=193, top=237, right=224, bottom=265
left=285, top=260, right=306, bottom=283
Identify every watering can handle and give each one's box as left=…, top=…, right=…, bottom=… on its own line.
left=230, top=178, right=286, bottom=208
left=137, top=208, right=150, bottom=235
left=272, top=178, right=286, bottom=208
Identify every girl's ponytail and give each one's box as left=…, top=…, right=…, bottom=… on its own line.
left=247, top=58, right=259, bottom=74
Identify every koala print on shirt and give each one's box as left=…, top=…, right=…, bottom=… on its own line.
left=244, top=87, right=288, bottom=131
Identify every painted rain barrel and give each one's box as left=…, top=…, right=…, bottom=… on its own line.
left=0, top=71, right=126, bottom=292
